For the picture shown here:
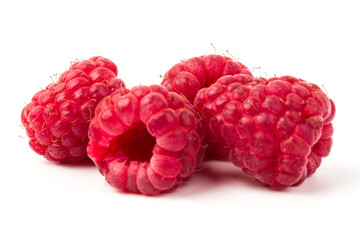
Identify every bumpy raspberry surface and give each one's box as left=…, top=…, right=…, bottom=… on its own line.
left=87, top=85, right=206, bottom=195
left=21, top=56, right=125, bottom=163
left=194, top=74, right=335, bottom=189
left=161, top=54, right=253, bottom=103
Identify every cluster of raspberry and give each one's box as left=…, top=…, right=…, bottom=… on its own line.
left=21, top=55, right=335, bottom=195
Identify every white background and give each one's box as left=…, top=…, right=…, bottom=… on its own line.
left=1, top=0, right=359, bottom=239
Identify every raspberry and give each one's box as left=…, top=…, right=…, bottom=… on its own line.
left=21, top=56, right=125, bottom=163
left=194, top=74, right=335, bottom=189
left=161, top=54, right=253, bottom=103
left=87, top=85, right=206, bottom=195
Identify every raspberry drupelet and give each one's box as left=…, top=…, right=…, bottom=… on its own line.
left=194, top=74, right=335, bottom=189
left=87, top=85, right=206, bottom=195
left=161, top=54, right=253, bottom=103
left=21, top=56, right=125, bottom=163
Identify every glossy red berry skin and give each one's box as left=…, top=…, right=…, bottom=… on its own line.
left=194, top=74, right=335, bottom=189
left=87, top=85, right=206, bottom=195
left=162, top=54, right=253, bottom=103
left=21, top=57, right=125, bottom=163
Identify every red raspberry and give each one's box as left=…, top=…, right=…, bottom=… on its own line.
left=21, top=56, right=125, bottom=163
left=87, top=85, right=206, bottom=195
left=194, top=74, right=335, bottom=189
left=161, top=54, right=253, bottom=103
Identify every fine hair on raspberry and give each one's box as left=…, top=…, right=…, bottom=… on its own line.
left=87, top=85, right=206, bottom=195
left=21, top=56, right=125, bottom=163
left=194, top=74, right=335, bottom=189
